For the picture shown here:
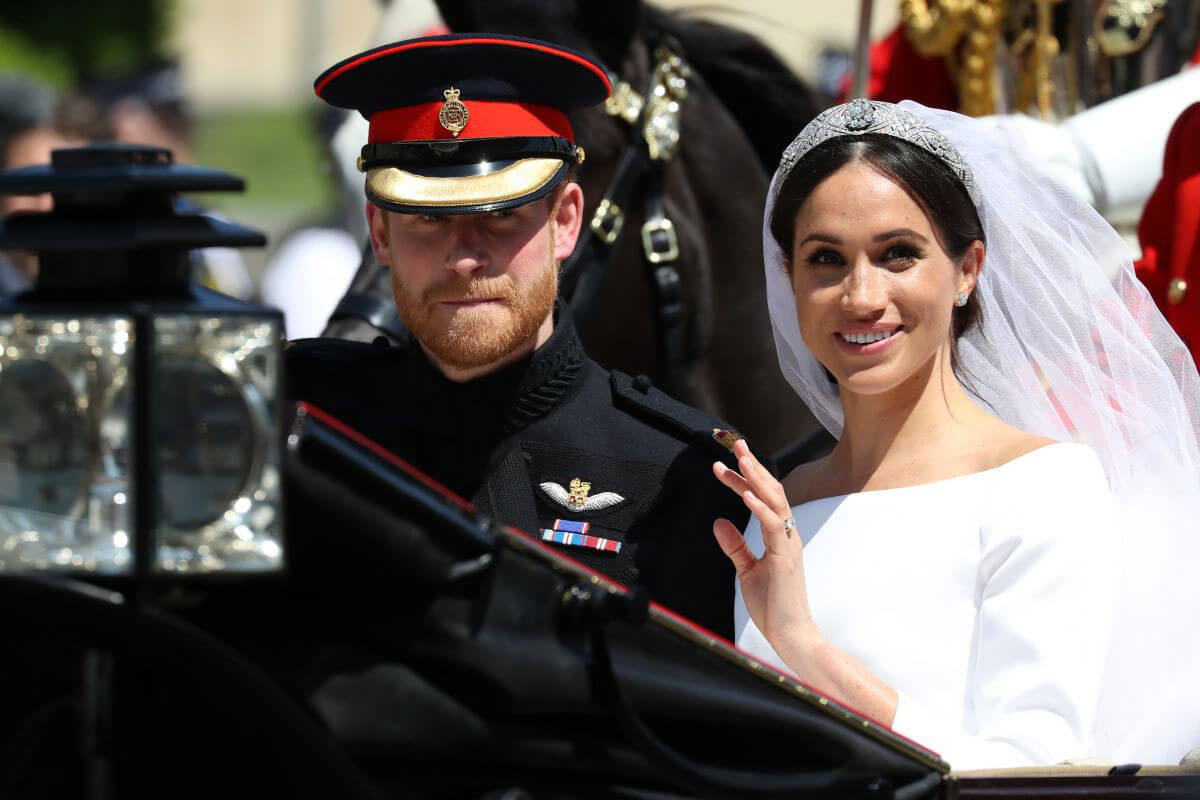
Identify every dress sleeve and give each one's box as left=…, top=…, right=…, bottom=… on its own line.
left=891, top=444, right=1121, bottom=768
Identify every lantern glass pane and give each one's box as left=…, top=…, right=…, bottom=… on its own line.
left=153, top=315, right=282, bottom=573
left=0, top=315, right=135, bottom=573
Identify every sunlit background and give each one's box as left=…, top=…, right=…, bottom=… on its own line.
left=0, top=0, right=897, bottom=285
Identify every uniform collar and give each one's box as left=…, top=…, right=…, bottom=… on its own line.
left=409, top=300, right=585, bottom=431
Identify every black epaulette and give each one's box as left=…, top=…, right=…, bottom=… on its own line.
left=610, top=371, right=747, bottom=466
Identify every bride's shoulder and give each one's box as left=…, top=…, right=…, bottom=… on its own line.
left=780, top=455, right=833, bottom=507
left=986, top=430, right=1107, bottom=491
left=991, top=433, right=1062, bottom=467
left=980, top=435, right=1115, bottom=545
left=977, top=413, right=1069, bottom=469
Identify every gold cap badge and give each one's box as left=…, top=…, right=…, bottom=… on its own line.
left=438, top=87, right=469, bottom=137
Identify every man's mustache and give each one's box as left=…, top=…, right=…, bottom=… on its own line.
left=424, top=277, right=517, bottom=304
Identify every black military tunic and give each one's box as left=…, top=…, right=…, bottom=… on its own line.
left=285, top=312, right=748, bottom=638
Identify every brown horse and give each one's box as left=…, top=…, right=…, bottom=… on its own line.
left=324, top=0, right=831, bottom=466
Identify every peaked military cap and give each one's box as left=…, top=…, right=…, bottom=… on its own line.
left=314, top=33, right=611, bottom=215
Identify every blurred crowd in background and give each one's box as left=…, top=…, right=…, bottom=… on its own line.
left=0, top=0, right=903, bottom=338
left=2, top=0, right=1194, bottom=341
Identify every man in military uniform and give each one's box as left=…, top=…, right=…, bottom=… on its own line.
left=288, top=34, right=749, bottom=638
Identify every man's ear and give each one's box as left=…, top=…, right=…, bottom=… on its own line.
left=552, top=181, right=584, bottom=262
left=366, top=202, right=393, bottom=266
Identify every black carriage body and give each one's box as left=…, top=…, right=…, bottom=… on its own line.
left=5, top=397, right=1200, bottom=797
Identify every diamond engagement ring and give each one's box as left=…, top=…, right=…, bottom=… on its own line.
left=782, top=517, right=796, bottom=537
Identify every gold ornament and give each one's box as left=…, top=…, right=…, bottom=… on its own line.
left=900, top=0, right=1007, bottom=117
left=1168, top=278, right=1188, bottom=306
left=1095, top=0, right=1168, bottom=57
left=1010, top=0, right=1063, bottom=119
left=566, top=477, right=591, bottom=511
left=438, top=87, right=469, bottom=136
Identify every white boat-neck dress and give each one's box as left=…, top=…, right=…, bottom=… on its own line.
left=733, top=442, right=1121, bottom=770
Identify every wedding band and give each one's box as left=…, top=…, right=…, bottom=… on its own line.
left=782, top=517, right=796, bottom=533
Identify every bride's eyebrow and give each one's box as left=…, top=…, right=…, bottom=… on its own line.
left=797, top=232, right=842, bottom=247
left=874, top=228, right=929, bottom=243
left=797, top=229, right=930, bottom=248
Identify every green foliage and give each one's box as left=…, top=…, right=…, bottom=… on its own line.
left=191, top=106, right=336, bottom=217
left=0, top=26, right=73, bottom=87
left=0, top=0, right=172, bottom=82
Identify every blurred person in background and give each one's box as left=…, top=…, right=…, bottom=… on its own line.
left=88, top=60, right=254, bottom=301
left=259, top=106, right=362, bottom=340
left=0, top=74, right=91, bottom=297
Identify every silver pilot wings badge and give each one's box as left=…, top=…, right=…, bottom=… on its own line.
left=539, top=477, right=624, bottom=513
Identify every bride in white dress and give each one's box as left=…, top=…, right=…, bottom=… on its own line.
left=712, top=100, right=1200, bottom=770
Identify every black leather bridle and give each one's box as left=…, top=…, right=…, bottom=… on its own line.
left=559, top=41, right=692, bottom=371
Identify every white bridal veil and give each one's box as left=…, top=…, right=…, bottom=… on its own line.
left=761, top=100, right=1200, bottom=764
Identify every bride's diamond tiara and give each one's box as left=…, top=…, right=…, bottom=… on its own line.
left=774, top=100, right=978, bottom=204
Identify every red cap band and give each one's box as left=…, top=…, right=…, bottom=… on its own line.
left=369, top=100, right=575, bottom=143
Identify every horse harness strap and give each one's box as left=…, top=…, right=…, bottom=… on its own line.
left=562, top=44, right=692, bottom=370
left=561, top=142, right=649, bottom=325
left=640, top=167, right=686, bottom=366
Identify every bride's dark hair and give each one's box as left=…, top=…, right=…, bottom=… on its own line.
left=769, top=134, right=985, bottom=344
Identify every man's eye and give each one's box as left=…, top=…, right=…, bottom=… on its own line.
left=489, top=210, right=514, bottom=219
left=420, top=215, right=445, bottom=224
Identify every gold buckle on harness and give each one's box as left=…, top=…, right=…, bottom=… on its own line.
left=591, top=199, right=625, bottom=245
left=641, top=218, right=679, bottom=264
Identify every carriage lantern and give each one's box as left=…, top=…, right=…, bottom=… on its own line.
left=0, top=144, right=283, bottom=578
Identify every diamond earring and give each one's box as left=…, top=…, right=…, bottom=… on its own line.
left=955, top=292, right=969, bottom=307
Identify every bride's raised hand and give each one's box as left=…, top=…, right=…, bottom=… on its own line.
left=712, top=439, right=817, bottom=655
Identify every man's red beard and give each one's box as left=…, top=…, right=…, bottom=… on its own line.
left=391, top=249, right=558, bottom=370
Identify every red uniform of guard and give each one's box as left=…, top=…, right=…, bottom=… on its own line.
left=1135, top=102, right=1200, bottom=364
